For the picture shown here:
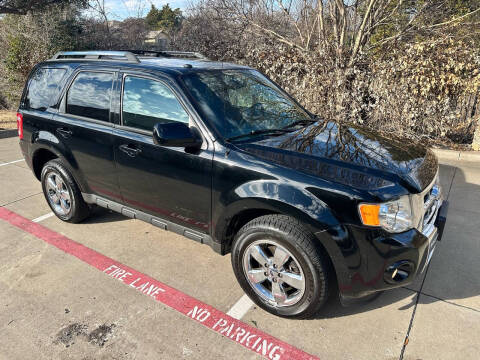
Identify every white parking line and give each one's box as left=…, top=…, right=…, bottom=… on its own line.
left=0, top=159, right=24, bottom=167
left=32, top=212, right=54, bottom=223
left=226, top=294, right=254, bottom=319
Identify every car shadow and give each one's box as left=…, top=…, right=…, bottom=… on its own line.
left=313, top=163, right=480, bottom=319
left=83, top=207, right=128, bottom=224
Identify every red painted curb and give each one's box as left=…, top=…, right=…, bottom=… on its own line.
left=0, top=207, right=319, bottom=360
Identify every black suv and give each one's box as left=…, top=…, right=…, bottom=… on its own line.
left=18, top=50, right=448, bottom=318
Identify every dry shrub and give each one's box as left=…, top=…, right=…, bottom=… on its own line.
left=370, top=39, right=480, bottom=146
left=179, top=33, right=479, bottom=147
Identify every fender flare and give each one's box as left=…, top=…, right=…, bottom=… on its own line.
left=213, top=180, right=341, bottom=247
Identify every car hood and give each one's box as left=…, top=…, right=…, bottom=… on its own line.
left=237, top=121, right=438, bottom=193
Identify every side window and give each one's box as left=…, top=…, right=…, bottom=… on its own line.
left=24, top=67, right=67, bottom=111
left=122, top=76, right=189, bottom=131
left=66, top=72, right=113, bottom=122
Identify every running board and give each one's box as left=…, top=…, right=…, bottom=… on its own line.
left=81, top=193, right=220, bottom=253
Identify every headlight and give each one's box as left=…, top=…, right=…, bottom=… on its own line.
left=359, top=195, right=413, bottom=233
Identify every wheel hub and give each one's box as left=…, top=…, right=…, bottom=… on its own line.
left=45, top=172, right=72, bottom=216
left=267, top=266, right=278, bottom=281
left=242, top=240, right=306, bottom=307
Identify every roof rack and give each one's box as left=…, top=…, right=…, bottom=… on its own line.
left=124, top=50, right=209, bottom=60
left=50, top=51, right=140, bottom=63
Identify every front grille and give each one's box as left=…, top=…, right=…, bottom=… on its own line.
left=422, top=184, right=441, bottom=229
left=415, top=172, right=442, bottom=273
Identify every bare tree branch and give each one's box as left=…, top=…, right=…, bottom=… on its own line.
left=428, top=7, right=480, bottom=29
left=348, top=0, right=377, bottom=67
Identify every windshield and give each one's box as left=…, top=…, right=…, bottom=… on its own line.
left=181, top=69, right=313, bottom=140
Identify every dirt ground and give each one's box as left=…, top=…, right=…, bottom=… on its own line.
left=0, top=110, right=16, bottom=129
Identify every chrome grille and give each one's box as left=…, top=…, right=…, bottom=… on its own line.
left=411, top=169, right=442, bottom=273
left=423, top=184, right=441, bottom=229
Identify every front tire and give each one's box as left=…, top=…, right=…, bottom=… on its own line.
left=41, top=159, right=91, bottom=223
left=231, top=215, right=330, bottom=318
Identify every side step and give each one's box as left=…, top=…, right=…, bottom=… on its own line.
left=82, top=193, right=220, bottom=253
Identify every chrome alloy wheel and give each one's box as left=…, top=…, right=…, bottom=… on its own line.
left=242, top=240, right=306, bottom=307
left=45, top=172, right=72, bottom=216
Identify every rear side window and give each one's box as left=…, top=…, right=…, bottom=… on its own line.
left=122, top=76, right=189, bottom=131
left=24, top=67, right=67, bottom=111
left=66, top=72, right=113, bottom=122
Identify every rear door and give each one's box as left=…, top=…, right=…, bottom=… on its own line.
left=52, top=69, right=120, bottom=200
left=112, top=72, right=213, bottom=233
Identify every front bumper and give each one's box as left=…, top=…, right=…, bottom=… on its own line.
left=418, top=200, right=448, bottom=273
left=334, top=201, right=449, bottom=303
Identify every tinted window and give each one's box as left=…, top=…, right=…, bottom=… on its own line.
left=25, top=67, right=67, bottom=110
left=122, top=76, right=189, bottom=131
left=66, top=72, right=113, bottom=122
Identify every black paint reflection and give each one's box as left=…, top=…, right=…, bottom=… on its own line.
left=241, top=121, right=438, bottom=192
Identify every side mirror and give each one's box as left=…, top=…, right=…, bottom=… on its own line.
left=153, top=122, right=202, bottom=149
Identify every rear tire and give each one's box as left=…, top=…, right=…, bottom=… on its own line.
left=41, top=159, right=91, bottom=223
left=231, top=214, right=330, bottom=318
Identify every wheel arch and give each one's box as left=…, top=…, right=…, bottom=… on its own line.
left=214, top=181, right=342, bottom=254
left=220, top=207, right=279, bottom=254
left=31, top=140, right=87, bottom=192
left=32, top=148, right=58, bottom=180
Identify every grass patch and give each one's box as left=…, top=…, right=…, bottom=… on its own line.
left=0, top=110, right=17, bottom=129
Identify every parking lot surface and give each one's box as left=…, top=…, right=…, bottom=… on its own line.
left=1, top=136, right=479, bottom=359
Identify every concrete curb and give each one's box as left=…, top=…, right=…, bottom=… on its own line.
left=432, top=148, right=480, bottom=162
left=0, top=129, right=17, bottom=139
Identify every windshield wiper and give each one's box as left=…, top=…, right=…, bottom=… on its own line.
left=226, top=117, right=317, bottom=142
left=226, top=128, right=289, bottom=142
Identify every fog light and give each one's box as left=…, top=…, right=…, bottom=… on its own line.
left=384, top=260, right=414, bottom=284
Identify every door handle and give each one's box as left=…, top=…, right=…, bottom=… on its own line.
left=57, top=127, right=73, bottom=138
left=119, top=144, right=142, bottom=157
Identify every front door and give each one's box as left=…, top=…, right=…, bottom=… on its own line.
left=113, top=73, right=212, bottom=233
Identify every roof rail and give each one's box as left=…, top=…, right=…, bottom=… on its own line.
left=123, top=50, right=209, bottom=60
left=49, top=51, right=140, bottom=63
